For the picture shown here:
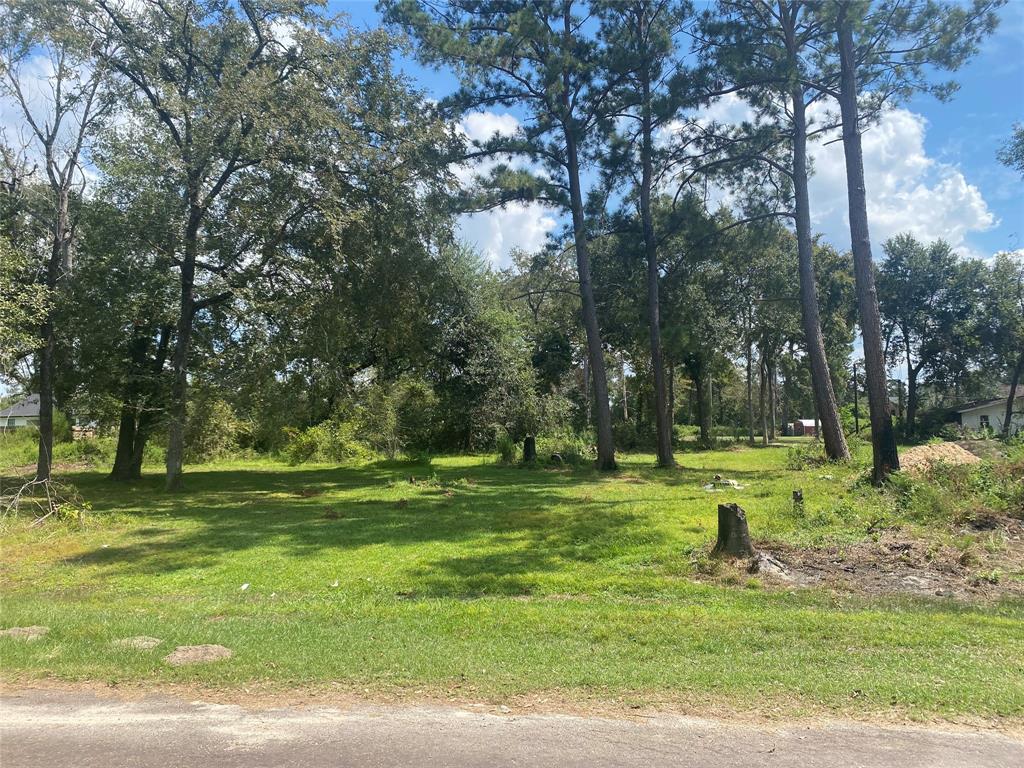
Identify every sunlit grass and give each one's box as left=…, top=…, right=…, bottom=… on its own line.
left=1, top=445, right=1022, bottom=719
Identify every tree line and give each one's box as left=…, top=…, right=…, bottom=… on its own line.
left=1, top=0, right=1019, bottom=491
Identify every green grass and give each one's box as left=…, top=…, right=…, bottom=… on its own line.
left=2, top=445, right=1022, bottom=720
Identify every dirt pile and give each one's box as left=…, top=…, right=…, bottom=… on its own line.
left=899, top=443, right=981, bottom=474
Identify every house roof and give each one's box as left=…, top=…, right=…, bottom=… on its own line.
left=955, top=395, right=1023, bottom=414
left=0, top=394, right=40, bottom=418
left=794, top=418, right=817, bottom=426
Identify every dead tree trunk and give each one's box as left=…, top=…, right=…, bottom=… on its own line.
left=714, top=503, right=755, bottom=558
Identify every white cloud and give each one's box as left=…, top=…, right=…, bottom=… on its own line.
left=457, top=203, right=558, bottom=266
left=459, top=111, right=521, bottom=143
left=807, top=107, right=995, bottom=256
left=454, top=111, right=559, bottom=266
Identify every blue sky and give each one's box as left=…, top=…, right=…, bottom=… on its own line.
left=332, top=0, right=1023, bottom=266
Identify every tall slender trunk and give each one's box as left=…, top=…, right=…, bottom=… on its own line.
left=34, top=319, right=55, bottom=482
left=565, top=132, right=616, bottom=470
left=621, top=354, right=629, bottom=422
left=768, top=359, right=777, bottom=441
left=746, top=329, right=755, bottom=445
left=904, top=336, right=920, bottom=439
left=790, top=84, right=850, bottom=461
left=638, top=40, right=674, bottom=468
left=34, top=192, right=70, bottom=482
left=667, top=361, right=675, bottom=436
left=837, top=11, right=899, bottom=483
left=165, top=205, right=201, bottom=490
left=1004, top=354, right=1023, bottom=438
left=759, top=357, right=769, bottom=446
left=694, top=361, right=712, bottom=447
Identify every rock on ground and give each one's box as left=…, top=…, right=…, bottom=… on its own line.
left=0, top=626, right=49, bottom=641
left=164, top=644, right=232, bottom=666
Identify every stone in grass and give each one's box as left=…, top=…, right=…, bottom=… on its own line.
left=113, top=636, right=163, bottom=650
left=164, top=644, right=233, bottom=666
left=0, top=626, right=49, bottom=641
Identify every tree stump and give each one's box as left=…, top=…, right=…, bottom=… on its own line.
left=523, top=435, right=537, bottom=462
left=714, top=503, right=755, bottom=557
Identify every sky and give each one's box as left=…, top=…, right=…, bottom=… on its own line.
left=334, top=0, right=1024, bottom=267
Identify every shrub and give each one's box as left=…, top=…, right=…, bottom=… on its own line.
left=786, top=443, right=826, bottom=470
left=495, top=428, right=518, bottom=464
left=535, top=432, right=592, bottom=465
left=184, top=397, right=248, bottom=463
left=283, top=421, right=377, bottom=465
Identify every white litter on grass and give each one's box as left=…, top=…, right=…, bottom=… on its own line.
left=240, top=583, right=250, bottom=591
left=330, top=580, right=339, bottom=588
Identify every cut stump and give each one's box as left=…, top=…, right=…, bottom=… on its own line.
left=713, top=503, right=755, bottom=558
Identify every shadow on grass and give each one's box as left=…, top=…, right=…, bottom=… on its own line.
left=64, top=461, right=672, bottom=597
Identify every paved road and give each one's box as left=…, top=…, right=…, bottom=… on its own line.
left=1, top=688, right=1021, bottom=767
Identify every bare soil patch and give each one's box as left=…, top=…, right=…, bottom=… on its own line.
left=0, top=626, right=49, bottom=641
left=164, top=644, right=233, bottom=666
left=749, top=521, right=1024, bottom=600
left=113, top=636, right=163, bottom=650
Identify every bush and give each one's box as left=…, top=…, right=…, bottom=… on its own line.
left=535, top=432, right=592, bottom=465
left=283, top=421, right=378, bottom=465
left=786, top=443, right=826, bottom=470
left=184, top=397, right=248, bottom=463
left=495, top=428, right=518, bottom=463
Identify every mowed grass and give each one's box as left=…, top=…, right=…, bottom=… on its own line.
left=1, top=445, right=1022, bottom=720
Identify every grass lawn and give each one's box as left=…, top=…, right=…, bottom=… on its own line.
left=2, top=444, right=1023, bottom=722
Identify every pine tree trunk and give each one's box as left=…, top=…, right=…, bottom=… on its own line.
left=768, top=359, right=778, bottom=441
left=565, top=133, right=616, bottom=470
left=746, top=329, right=755, bottom=445
left=837, top=12, right=899, bottom=483
left=695, top=362, right=712, bottom=447
left=1004, top=354, right=1023, bottom=438
left=759, top=357, right=769, bottom=446
left=790, top=84, right=850, bottom=462
left=638, top=34, right=675, bottom=468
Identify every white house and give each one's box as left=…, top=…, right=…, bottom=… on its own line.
left=0, top=394, right=41, bottom=430
left=955, top=395, right=1024, bottom=436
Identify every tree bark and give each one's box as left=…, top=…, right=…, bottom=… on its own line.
left=790, top=84, right=850, bottom=462
left=768, top=359, right=777, bottom=441
left=565, top=132, right=616, bottom=470
left=694, top=361, right=712, bottom=447
left=165, top=205, right=201, bottom=491
left=1004, top=354, right=1024, bottom=438
left=746, top=327, right=755, bottom=445
left=837, top=11, right=899, bottom=483
left=759, top=357, right=769, bottom=446
left=904, top=338, right=921, bottom=440
left=637, top=33, right=675, bottom=468
left=34, top=191, right=70, bottom=483
left=714, top=503, right=755, bottom=558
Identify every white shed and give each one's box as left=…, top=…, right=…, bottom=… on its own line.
left=955, top=395, right=1024, bottom=436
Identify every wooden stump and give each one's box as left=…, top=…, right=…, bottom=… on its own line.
left=714, top=503, right=755, bottom=557
left=523, top=435, right=537, bottom=463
